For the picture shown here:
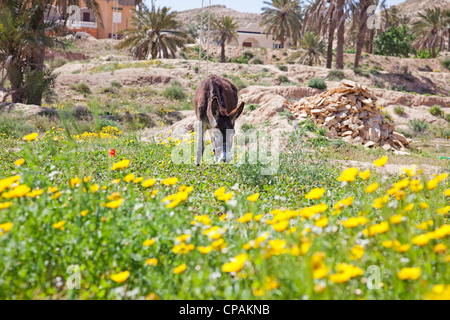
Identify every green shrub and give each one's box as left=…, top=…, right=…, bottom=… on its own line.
left=70, top=82, right=91, bottom=95
left=328, top=70, right=345, bottom=81
left=445, top=114, right=450, bottom=122
left=96, top=118, right=121, bottom=131
left=248, top=104, right=259, bottom=111
left=383, top=111, right=393, bottom=123
left=373, top=25, right=415, bottom=57
left=430, top=105, right=442, bottom=116
left=252, top=58, right=263, bottom=65
left=48, top=57, right=68, bottom=69
left=307, top=78, right=327, bottom=90
left=277, top=65, right=288, bottom=72
left=414, top=48, right=439, bottom=59
left=241, top=123, right=256, bottom=131
left=162, top=82, right=186, bottom=100
left=278, top=75, right=289, bottom=83
left=111, top=80, right=122, bottom=88
left=408, top=119, right=428, bottom=133
left=229, top=76, right=248, bottom=91
left=442, top=58, right=450, bottom=70
left=394, top=106, right=405, bottom=115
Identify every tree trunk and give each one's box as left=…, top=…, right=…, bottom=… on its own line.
left=335, top=0, right=345, bottom=69
left=354, top=0, right=372, bottom=68
left=448, top=28, right=450, bottom=51
left=431, top=31, right=437, bottom=58
left=220, top=35, right=226, bottom=63
left=367, top=29, right=375, bottom=54
left=280, top=35, right=285, bottom=49
left=8, top=64, right=23, bottom=103
left=326, top=5, right=336, bottom=69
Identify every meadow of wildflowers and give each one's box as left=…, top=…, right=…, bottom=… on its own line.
left=0, top=127, right=449, bottom=300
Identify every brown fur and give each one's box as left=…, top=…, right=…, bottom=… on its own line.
left=194, top=75, right=245, bottom=164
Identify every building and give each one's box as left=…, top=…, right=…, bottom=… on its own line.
left=45, top=0, right=142, bottom=39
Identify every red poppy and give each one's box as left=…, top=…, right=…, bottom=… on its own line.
left=109, top=149, right=116, bottom=157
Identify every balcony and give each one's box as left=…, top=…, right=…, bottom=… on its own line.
left=45, top=20, right=98, bottom=29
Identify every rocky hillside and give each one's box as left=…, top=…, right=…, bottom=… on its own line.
left=393, top=0, right=450, bottom=19
left=176, top=5, right=261, bottom=26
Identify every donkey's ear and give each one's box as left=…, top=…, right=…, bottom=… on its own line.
left=229, top=102, right=245, bottom=122
left=211, top=97, right=220, bottom=119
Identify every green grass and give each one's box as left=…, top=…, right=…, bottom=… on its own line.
left=307, top=78, right=326, bottom=90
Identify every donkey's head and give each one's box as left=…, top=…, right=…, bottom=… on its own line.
left=209, top=97, right=245, bottom=163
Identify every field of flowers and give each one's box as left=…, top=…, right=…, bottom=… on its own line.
left=0, top=126, right=449, bottom=300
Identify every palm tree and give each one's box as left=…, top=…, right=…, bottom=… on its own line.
left=444, top=9, right=450, bottom=51
left=298, top=31, right=326, bottom=66
left=354, top=0, right=373, bottom=68
left=213, top=16, right=239, bottom=63
left=335, top=0, right=346, bottom=69
left=116, top=5, right=187, bottom=60
left=261, top=0, right=302, bottom=49
left=414, top=8, right=445, bottom=57
left=0, top=0, right=60, bottom=105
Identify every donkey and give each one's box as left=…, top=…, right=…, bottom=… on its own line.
left=194, top=75, right=245, bottom=165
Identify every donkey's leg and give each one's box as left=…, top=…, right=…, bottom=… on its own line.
left=195, top=120, right=204, bottom=166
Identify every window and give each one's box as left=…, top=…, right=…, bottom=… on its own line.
left=83, top=12, right=90, bottom=22
left=243, top=42, right=252, bottom=47
left=113, top=12, right=122, bottom=23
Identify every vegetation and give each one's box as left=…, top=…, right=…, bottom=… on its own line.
left=374, top=25, right=415, bottom=58
left=213, top=16, right=239, bottom=63
left=261, top=0, right=303, bottom=48
left=116, top=5, right=188, bottom=60
left=298, top=32, right=325, bottom=66
left=430, top=105, right=443, bottom=117
left=162, top=81, right=186, bottom=101
left=413, top=8, right=447, bottom=58
left=394, top=106, right=405, bottom=116
left=307, top=78, right=327, bottom=90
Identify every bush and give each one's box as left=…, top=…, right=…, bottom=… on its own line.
left=430, top=105, right=442, bottom=116
left=48, top=57, right=68, bottom=70
left=278, top=75, right=289, bottom=83
left=442, top=58, right=450, bottom=70
left=394, top=106, right=405, bottom=115
left=414, top=48, right=439, bottom=59
left=229, top=76, right=248, bottom=91
left=162, top=82, right=186, bottom=100
left=252, top=58, right=263, bottom=65
left=307, top=78, right=327, bottom=90
left=96, top=118, right=121, bottom=131
left=408, top=119, right=428, bottom=133
left=328, top=70, right=345, bottom=81
left=70, top=82, right=91, bottom=95
left=277, top=65, right=288, bottom=72
left=445, top=114, right=450, bottom=122
left=111, top=81, right=122, bottom=88
left=248, top=104, right=259, bottom=111
left=373, top=25, right=415, bottom=57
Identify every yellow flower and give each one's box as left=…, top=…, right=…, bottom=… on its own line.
left=337, top=167, right=359, bottom=182
left=104, top=199, right=123, bottom=209
left=53, top=220, right=66, bottom=230
left=51, top=191, right=62, bottom=200
left=366, top=221, right=389, bottom=236
left=252, top=288, right=264, bottom=296
left=254, top=214, right=263, bottom=221
left=23, top=132, right=38, bottom=141
left=272, top=220, right=289, bottom=232
left=444, top=189, right=450, bottom=196
left=111, top=159, right=130, bottom=170
left=305, top=188, right=325, bottom=200
left=264, top=276, right=280, bottom=291
left=47, top=186, right=58, bottom=194
left=14, top=158, right=25, bottom=166
left=161, top=177, right=178, bottom=185
left=27, top=189, right=43, bottom=198
left=124, top=174, right=136, bottom=183
left=142, top=179, right=156, bottom=188
left=0, top=222, right=13, bottom=233
left=372, top=195, right=389, bottom=209
left=237, top=213, right=253, bottom=223
left=173, top=264, right=187, bottom=274
left=314, top=216, right=328, bottom=228
left=2, top=185, right=31, bottom=199
left=133, top=177, right=144, bottom=184
left=143, top=239, right=156, bottom=247
left=359, top=170, right=371, bottom=180
left=83, top=176, right=92, bottom=183
left=397, top=267, right=421, bottom=280
left=437, top=206, right=450, bottom=215
left=426, top=179, right=438, bottom=190
left=145, top=258, right=158, bottom=266
left=70, top=177, right=81, bottom=188
left=390, top=214, right=403, bottom=224
left=403, top=203, right=414, bottom=212
left=373, top=156, right=388, bottom=167
left=198, top=246, right=213, bottom=254
left=80, top=210, right=89, bottom=217
left=247, top=193, right=259, bottom=201
left=341, top=216, right=369, bottom=228
left=111, top=271, right=130, bottom=283
left=0, top=202, right=13, bottom=210
left=419, top=202, right=429, bottom=209
left=107, top=192, right=121, bottom=200
left=222, top=253, right=247, bottom=273
left=433, top=244, right=447, bottom=254
left=89, top=184, right=100, bottom=193
left=350, top=245, right=364, bottom=260
left=365, top=183, right=378, bottom=193
left=412, top=234, right=430, bottom=246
